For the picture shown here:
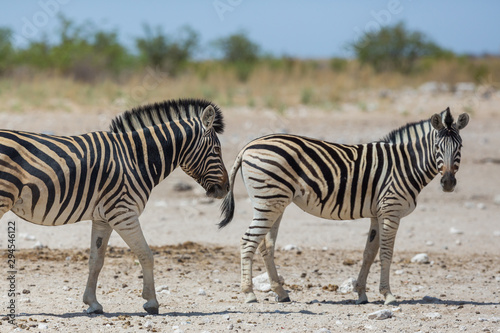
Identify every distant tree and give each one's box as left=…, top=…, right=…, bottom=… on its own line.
left=349, top=22, right=452, bottom=74
left=136, top=24, right=199, bottom=76
left=211, top=32, right=261, bottom=81
left=0, top=27, right=14, bottom=75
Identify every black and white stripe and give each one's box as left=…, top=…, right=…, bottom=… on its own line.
left=219, top=107, right=469, bottom=305
left=0, top=98, right=228, bottom=314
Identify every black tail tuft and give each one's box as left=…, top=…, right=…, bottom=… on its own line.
left=218, top=190, right=235, bottom=229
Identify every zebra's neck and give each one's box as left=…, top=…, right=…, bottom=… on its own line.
left=383, top=119, right=439, bottom=191
left=125, top=119, right=202, bottom=189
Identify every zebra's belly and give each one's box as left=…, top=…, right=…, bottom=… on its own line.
left=10, top=194, right=95, bottom=225
left=293, top=196, right=373, bottom=221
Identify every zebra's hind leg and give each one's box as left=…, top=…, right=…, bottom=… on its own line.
left=378, top=217, right=400, bottom=305
left=83, top=220, right=112, bottom=314
left=355, top=217, right=380, bottom=304
left=113, top=219, right=159, bottom=314
left=241, top=205, right=288, bottom=303
left=257, top=214, right=290, bottom=302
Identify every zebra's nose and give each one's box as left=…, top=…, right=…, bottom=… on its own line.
left=440, top=172, right=456, bottom=192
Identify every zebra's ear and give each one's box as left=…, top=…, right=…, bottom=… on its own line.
left=201, top=105, right=216, bottom=129
left=456, top=113, right=469, bottom=130
left=430, top=113, right=444, bottom=131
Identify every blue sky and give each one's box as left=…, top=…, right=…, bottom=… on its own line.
left=2, top=1, right=499, bottom=58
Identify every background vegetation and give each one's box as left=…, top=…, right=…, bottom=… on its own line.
left=0, top=16, right=498, bottom=112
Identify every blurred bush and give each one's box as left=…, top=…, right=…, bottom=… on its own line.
left=349, top=22, right=454, bottom=74
left=211, top=31, right=260, bottom=82
left=0, top=28, right=14, bottom=75
left=136, top=24, right=199, bottom=77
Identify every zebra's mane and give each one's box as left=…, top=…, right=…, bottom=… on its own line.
left=382, top=109, right=454, bottom=144
left=381, top=118, right=432, bottom=144
left=110, top=99, right=224, bottom=134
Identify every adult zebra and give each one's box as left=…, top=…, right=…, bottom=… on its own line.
left=219, top=108, right=469, bottom=305
left=0, top=99, right=228, bottom=314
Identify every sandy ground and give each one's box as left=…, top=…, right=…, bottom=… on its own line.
left=0, top=90, right=499, bottom=332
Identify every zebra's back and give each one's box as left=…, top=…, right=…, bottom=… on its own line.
left=0, top=129, right=126, bottom=225
left=240, top=134, right=398, bottom=221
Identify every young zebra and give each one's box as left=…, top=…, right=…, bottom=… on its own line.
left=0, top=99, right=228, bottom=314
left=219, top=108, right=469, bottom=305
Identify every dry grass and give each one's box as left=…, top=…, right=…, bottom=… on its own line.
left=0, top=58, right=498, bottom=114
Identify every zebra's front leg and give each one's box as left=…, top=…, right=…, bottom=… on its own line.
left=83, top=220, right=112, bottom=314
left=257, top=214, right=290, bottom=302
left=378, top=217, right=400, bottom=305
left=113, top=219, right=159, bottom=314
left=355, top=217, right=380, bottom=304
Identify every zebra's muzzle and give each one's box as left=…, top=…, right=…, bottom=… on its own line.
left=440, top=171, right=456, bottom=192
left=206, top=183, right=229, bottom=199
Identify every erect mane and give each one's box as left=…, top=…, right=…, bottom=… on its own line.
left=381, top=118, right=432, bottom=144
left=109, top=99, right=224, bottom=134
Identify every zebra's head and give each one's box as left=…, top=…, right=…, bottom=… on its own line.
left=181, top=105, right=229, bottom=199
left=430, top=108, right=469, bottom=192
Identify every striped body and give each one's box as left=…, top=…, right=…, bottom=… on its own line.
left=3, top=129, right=154, bottom=226
left=243, top=133, right=436, bottom=222
left=0, top=99, right=228, bottom=314
left=220, top=108, right=469, bottom=305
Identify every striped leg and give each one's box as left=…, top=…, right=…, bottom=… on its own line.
left=257, top=214, right=290, bottom=302
left=378, top=217, right=400, bottom=305
left=241, top=204, right=288, bottom=303
left=83, top=220, right=113, bottom=314
left=355, top=217, right=380, bottom=304
left=113, top=219, right=159, bottom=314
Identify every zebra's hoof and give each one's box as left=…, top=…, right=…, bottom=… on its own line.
left=356, top=293, right=369, bottom=305
left=244, top=293, right=258, bottom=303
left=143, top=300, right=159, bottom=314
left=276, top=295, right=291, bottom=302
left=384, top=293, right=397, bottom=305
left=86, top=304, right=104, bottom=314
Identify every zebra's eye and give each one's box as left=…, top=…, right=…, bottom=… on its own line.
left=214, top=146, right=221, bottom=155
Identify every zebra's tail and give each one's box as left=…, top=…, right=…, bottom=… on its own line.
left=218, top=149, right=244, bottom=229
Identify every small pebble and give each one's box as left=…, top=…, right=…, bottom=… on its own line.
left=38, top=323, right=49, bottom=330
left=252, top=272, right=284, bottom=292
left=368, top=309, right=393, bottom=320
left=426, top=312, right=442, bottom=319
left=156, top=285, right=169, bottom=292
left=33, top=241, right=45, bottom=249
left=493, top=194, right=500, bottom=205
left=339, top=278, right=356, bottom=294
left=450, top=227, right=464, bottom=235
left=411, top=253, right=430, bottom=264
left=282, top=244, right=302, bottom=252
left=198, top=288, right=207, bottom=296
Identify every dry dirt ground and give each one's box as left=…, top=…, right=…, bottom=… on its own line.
left=0, top=91, right=499, bottom=332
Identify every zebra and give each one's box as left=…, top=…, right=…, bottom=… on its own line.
left=219, top=108, right=469, bottom=305
left=0, top=99, right=228, bottom=314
